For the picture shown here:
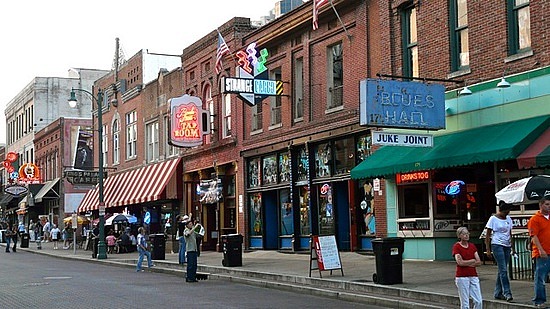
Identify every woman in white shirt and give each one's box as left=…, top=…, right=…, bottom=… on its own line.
left=485, top=201, right=514, bottom=302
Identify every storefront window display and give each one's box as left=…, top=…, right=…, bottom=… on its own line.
left=315, top=143, right=332, bottom=178
left=249, top=193, right=262, bottom=236
left=279, top=189, right=293, bottom=235
left=248, top=158, right=260, bottom=188
left=398, top=183, right=430, bottom=219
left=356, top=135, right=371, bottom=162
left=333, top=137, right=355, bottom=175
left=319, top=183, right=335, bottom=235
left=299, top=186, right=310, bottom=235
left=263, top=155, right=277, bottom=185
left=279, top=153, right=291, bottom=183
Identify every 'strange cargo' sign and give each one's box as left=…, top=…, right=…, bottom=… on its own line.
left=360, top=79, right=446, bottom=130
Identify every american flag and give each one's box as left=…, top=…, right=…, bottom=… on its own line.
left=313, top=0, right=329, bottom=30
left=215, top=31, right=230, bottom=75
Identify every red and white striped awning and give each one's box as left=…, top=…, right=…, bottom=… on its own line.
left=77, top=158, right=181, bottom=213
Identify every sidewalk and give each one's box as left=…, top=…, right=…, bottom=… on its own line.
left=3, top=240, right=538, bottom=308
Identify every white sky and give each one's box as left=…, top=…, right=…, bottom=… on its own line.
left=0, top=0, right=280, bottom=144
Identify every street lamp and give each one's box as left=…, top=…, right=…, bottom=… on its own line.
left=68, top=87, right=107, bottom=260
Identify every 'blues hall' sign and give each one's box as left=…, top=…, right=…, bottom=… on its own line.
left=360, top=79, right=445, bottom=130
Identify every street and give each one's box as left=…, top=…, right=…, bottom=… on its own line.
left=0, top=251, right=385, bottom=309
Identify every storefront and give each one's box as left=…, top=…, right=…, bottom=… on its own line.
left=352, top=116, right=550, bottom=260
left=244, top=131, right=374, bottom=252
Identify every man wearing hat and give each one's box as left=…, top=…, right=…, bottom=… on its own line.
left=177, top=215, right=189, bottom=264
left=485, top=201, right=514, bottom=302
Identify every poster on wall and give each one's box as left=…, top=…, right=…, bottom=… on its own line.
left=70, top=126, right=94, bottom=170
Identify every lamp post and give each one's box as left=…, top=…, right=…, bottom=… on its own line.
left=68, top=88, right=107, bottom=260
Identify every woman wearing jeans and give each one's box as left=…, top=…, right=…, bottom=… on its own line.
left=485, top=201, right=514, bottom=302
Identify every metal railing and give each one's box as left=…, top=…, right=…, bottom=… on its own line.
left=510, top=232, right=533, bottom=281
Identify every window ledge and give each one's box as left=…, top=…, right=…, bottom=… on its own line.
left=250, top=129, right=263, bottom=136
left=325, top=105, right=344, bottom=114
left=268, top=123, right=282, bottom=131
left=447, top=67, right=471, bottom=79
left=505, top=49, right=533, bottom=63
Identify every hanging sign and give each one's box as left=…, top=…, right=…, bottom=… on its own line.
left=18, top=162, right=41, bottom=184
left=372, top=131, right=433, bottom=147
left=169, top=94, right=210, bottom=148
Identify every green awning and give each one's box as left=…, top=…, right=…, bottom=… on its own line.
left=351, top=116, right=550, bottom=179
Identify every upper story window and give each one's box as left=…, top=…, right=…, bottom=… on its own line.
left=146, top=121, right=159, bottom=163
left=449, top=0, right=469, bottom=71
left=507, top=0, right=531, bottom=55
left=327, top=43, right=343, bottom=110
left=293, top=57, right=304, bottom=122
left=112, top=119, right=120, bottom=165
left=102, top=124, right=108, bottom=167
left=222, top=94, right=232, bottom=138
left=270, top=68, right=282, bottom=126
left=252, top=103, right=263, bottom=132
left=126, top=110, right=137, bottom=160
left=163, top=116, right=175, bottom=158
left=402, top=4, right=418, bottom=77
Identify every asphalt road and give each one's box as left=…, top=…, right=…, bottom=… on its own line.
left=0, top=250, right=387, bottom=309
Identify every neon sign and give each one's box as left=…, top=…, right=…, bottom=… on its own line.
left=445, top=180, right=465, bottom=195
left=222, top=42, right=283, bottom=106
left=396, top=171, right=430, bottom=184
left=18, top=162, right=41, bottom=184
left=169, top=95, right=210, bottom=148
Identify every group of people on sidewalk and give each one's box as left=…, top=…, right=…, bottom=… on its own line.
left=135, top=213, right=204, bottom=283
left=452, top=196, right=550, bottom=309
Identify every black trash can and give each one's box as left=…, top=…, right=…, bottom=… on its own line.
left=372, top=237, right=405, bottom=285
left=150, top=234, right=166, bottom=260
left=92, top=237, right=99, bottom=258
left=221, top=234, right=243, bottom=267
left=20, top=233, right=30, bottom=248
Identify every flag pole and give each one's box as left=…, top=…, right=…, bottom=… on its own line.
left=328, top=0, right=352, bottom=41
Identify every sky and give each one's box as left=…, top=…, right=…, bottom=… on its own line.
left=0, top=0, right=282, bottom=144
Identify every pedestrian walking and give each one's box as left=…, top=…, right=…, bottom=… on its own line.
left=136, top=227, right=154, bottom=272
left=29, top=220, right=36, bottom=241
left=43, top=219, right=51, bottom=242
left=62, top=225, right=71, bottom=249
left=50, top=224, right=61, bottom=250
left=184, top=220, right=198, bottom=282
left=177, top=215, right=189, bottom=264
left=485, top=201, right=514, bottom=302
left=4, top=224, right=13, bottom=253
left=11, top=224, right=18, bottom=252
left=528, top=196, right=550, bottom=307
left=452, top=226, right=482, bottom=309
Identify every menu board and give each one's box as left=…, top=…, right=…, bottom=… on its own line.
left=312, top=235, right=341, bottom=271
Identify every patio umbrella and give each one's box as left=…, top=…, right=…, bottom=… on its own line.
left=495, top=175, right=550, bottom=204
left=63, top=215, right=89, bottom=225
left=105, top=213, right=138, bottom=226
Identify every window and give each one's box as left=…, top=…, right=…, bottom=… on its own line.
left=293, top=57, right=304, bottom=121
left=507, top=0, right=531, bottom=54
left=252, top=102, right=262, bottom=132
left=164, top=116, right=175, bottom=157
left=126, top=110, right=137, bottom=159
left=146, top=121, right=159, bottom=163
left=333, top=137, right=354, bottom=175
left=449, top=0, right=469, bottom=71
left=249, top=193, right=262, bottom=236
left=112, top=119, right=120, bottom=164
left=222, top=94, right=232, bottom=138
left=327, top=43, right=343, bottom=109
left=402, top=5, right=418, bottom=77
left=279, top=189, right=293, bottom=236
left=270, top=69, right=282, bottom=126
left=398, top=184, right=429, bottom=218
left=102, top=124, right=108, bottom=167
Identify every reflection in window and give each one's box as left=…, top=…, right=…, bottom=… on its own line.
left=402, top=5, right=418, bottom=77
left=356, top=135, right=371, bottom=163
left=328, top=43, right=343, bottom=109
left=315, top=143, right=331, bottom=178
left=279, top=153, right=291, bottom=183
left=319, top=183, right=335, bottom=235
left=249, top=193, right=262, bottom=236
left=334, top=137, right=354, bottom=175
left=450, top=0, right=469, bottom=71
left=299, top=186, right=310, bottom=235
left=296, top=146, right=308, bottom=182
left=262, top=155, right=277, bottom=185
left=279, top=189, right=293, bottom=235
left=248, top=158, right=260, bottom=188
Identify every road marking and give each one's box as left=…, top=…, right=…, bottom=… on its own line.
left=43, top=276, right=72, bottom=280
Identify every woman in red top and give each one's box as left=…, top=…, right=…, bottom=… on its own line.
left=452, top=227, right=482, bottom=309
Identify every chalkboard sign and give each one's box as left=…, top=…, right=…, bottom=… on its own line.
left=309, top=235, right=344, bottom=278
